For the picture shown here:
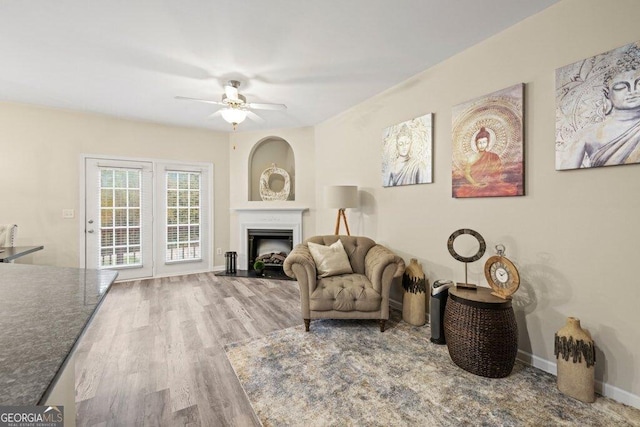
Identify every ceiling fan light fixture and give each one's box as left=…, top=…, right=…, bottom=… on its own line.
left=175, top=79, right=285, bottom=130
left=220, top=107, right=247, bottom=130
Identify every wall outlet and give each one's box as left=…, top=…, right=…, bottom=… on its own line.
left=216, top=248, right=222, bottom=255
left=62, top=209, right=75, bottom=219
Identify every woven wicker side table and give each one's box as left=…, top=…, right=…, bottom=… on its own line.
left=444, top=286, right=518, bottom=378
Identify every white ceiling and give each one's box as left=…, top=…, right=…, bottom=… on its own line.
left=0, top=0, right=558, bottom=133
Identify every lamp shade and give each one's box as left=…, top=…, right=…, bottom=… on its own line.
left=325, top=185, right=358, bottom=209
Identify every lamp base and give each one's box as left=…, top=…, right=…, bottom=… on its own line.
left=334, top=209, right=351, bottom=236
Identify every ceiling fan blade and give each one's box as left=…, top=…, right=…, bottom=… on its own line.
left=247, top=102, right=287, bottom=111
left=246, top=110, right=265, bottom=123
left=208, top=110, right=222, bottom=119
left=175, top=96, right=225, bottom=106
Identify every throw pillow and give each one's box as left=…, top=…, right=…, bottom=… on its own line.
left=307, top=239, right=353, bottom=278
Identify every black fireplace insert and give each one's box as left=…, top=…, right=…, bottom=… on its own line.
left=247, top=228, right=294, bottom=271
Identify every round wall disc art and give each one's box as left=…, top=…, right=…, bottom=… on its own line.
left=447, top=228, right=486, bottom=289
left=484, top=244, right=520, bottom=299
left=259, top=163, right=291, bottom=201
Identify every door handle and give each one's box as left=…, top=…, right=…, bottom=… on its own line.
left=87, top=230, right=95, bottom=234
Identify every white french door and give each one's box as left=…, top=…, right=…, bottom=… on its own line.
left=85, top=158, right=153, bottom=280
left=154, top=163, right=210, bottom=277
left=83, top=157, right=212, bottom=280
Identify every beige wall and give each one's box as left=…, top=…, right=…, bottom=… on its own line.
left=228, top=127, right=316, bottom=253
left=314, top=0, right=640, bottom=401
left=0, top=102, right=230, bottom=268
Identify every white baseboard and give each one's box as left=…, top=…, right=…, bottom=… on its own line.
left=517, top=349, right=557, bottom=374
left=517, top=350, right=639, bottom=409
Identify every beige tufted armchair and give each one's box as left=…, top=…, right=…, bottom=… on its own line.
left=283, top=235, right=405, bottom=332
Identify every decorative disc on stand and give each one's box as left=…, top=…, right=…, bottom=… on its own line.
left=447, top=228, right=486, bottom=289
left=484, top=244, right=520, bottom=299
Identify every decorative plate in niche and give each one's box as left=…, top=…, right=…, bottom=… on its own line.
left=259, top=163, right=291, bottom=201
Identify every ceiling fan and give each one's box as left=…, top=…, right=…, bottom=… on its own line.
left=175, top=80, right=287, bottom=130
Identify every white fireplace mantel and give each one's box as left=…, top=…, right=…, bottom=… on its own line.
left=234, top=208, right=308, bottom=270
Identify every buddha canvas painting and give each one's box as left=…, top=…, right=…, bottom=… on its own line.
left=556, top=41, right=640, bottom=170
left=451, top=84, right=524, bottom=198
left=382, top=114, right=433, bottom=187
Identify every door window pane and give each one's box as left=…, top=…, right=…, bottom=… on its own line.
left=189, top=174, right=200, bottom=190
left=128, top=171, right=139, bottom=188
left=167, top=208, right=177, bottom=225
left=179, top=208, right=189, bottom=224
left=101, top=170, right=113, bottom=187
left=129, top=209, right=140, bottom=226
left=128, top=189, right=140, bottom=206
left=167, top=190, right=177, bottom=207
left=114, top=170, right=127, bottom=188
left=179, top=191, right=189, bottom=207
left=114, top=209, right=127, bottom=227
left=99, top=167, right=143, bottom=268
left=178, top=174, right=188, bottom=189
left=165, top=171, right=201, bottom=262
left=101, top=189, right=113, bottom=207
left=101, top=209, right=113, bottom=227
left=114, top=189, right=127, bottom=207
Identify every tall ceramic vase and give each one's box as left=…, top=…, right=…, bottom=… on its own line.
left=402, top=259, right=426, bottom=326
left=554, top=317, right=596, bottom=403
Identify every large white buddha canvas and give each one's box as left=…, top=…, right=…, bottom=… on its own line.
left=382, top=114, right=433, bottom=187
left=556, top=41, right=640, bottom=170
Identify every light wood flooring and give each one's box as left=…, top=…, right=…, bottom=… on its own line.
left=74, top=272, right=302, bottom=426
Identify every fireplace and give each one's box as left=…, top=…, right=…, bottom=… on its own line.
left=235, top=208, right=306, bottom=272
left=247, top=229, right=293, bottom=270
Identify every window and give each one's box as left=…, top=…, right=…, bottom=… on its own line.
left=166, top=171, right=201, bottom=262
left=99, top=168, right=142, bottom=267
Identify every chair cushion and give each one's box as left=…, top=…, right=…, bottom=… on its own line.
left=310, top=274, right=381, bottom=312
left=308, top=239, right=353, bottom=278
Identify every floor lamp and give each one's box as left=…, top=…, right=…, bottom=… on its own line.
left=324, top=185, right=358, bottom=236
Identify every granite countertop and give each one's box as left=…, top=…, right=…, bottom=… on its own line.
left=0, top=263, right=117, bottom=405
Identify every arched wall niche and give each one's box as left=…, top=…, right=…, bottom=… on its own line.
left=248, top=136, right=295, bottom=201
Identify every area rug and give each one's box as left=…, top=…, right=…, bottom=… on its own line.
left=225, top=315, right=640, bottom=426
